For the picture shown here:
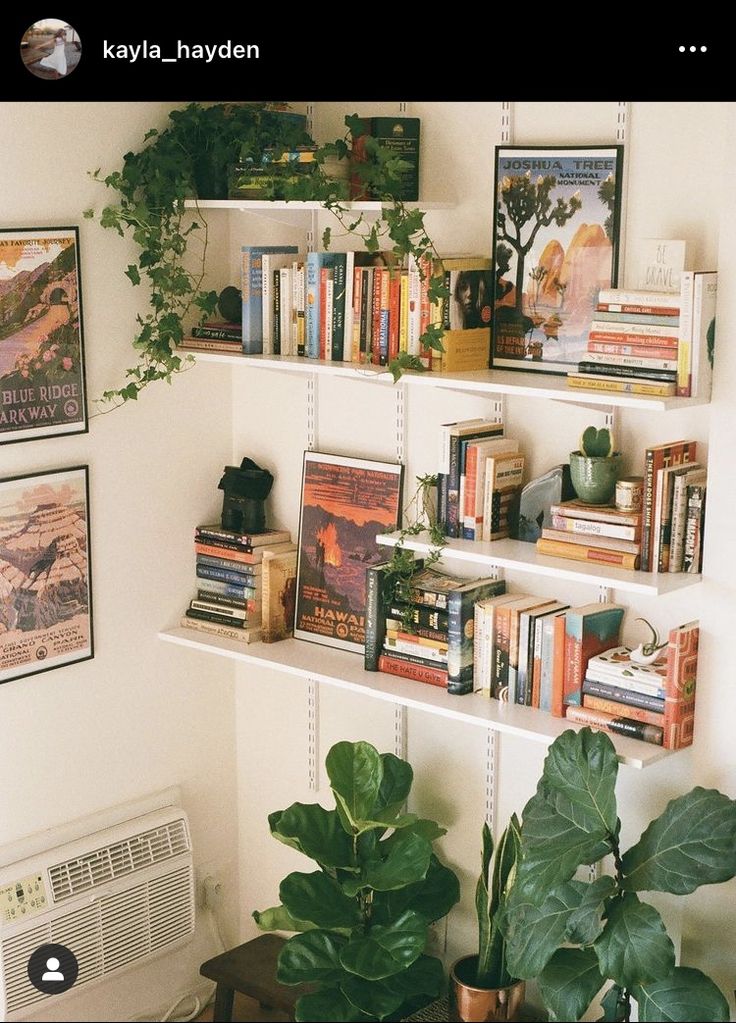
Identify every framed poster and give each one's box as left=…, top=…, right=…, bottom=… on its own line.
left=491, top=146, right=624, bottom=375
left=295, top=452, right=403, bottom=653
left=0, top=466, right=93, bottom=685
left=0, top=227, right=88, bottom=444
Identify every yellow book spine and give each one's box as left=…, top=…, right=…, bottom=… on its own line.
left=536, top=537, right=640, bottom=570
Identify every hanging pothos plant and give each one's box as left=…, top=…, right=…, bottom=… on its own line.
left=84, top=102, right=447, bottom=409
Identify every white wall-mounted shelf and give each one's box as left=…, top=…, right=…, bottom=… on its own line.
left=183, top=351, right=710, bottom=412
left=376, top=531, right=703, bottom=597
left=184, top=198, right=453, bottom=227
left=159, top=628, right=669, bottom=769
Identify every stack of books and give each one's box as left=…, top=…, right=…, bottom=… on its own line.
left=181, top=524, right=295, bottom=643
left=568, top=287, right=681, bottom=397
left=365, top=561, right=505, bottom=694
left=180, top=320, right=242, bottom=354
left=565, top=621, right=699, bottom=749
left=537, top=499, right=643, bottom=571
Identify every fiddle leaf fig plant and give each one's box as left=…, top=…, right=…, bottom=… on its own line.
left=254, top=740, right=460, bottom=1022
left=498, top=727, right=736, bottom=1022
left=85, top=102, right=446, bottom=409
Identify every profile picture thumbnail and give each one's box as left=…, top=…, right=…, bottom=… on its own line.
left=20, top=20, right=82, bottom=80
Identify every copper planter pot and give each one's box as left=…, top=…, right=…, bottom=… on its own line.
left=449, top=955, right=525, bottom=1022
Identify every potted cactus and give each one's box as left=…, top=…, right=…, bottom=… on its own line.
left=449, top=817, right=525, bottom=1022
left=569, top=425, right=622, bottom=504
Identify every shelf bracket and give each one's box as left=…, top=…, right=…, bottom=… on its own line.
left=395, top=380, right=407, bottom=464
left=307, top=372, right=319, bottom=451
left=394, top=705, right=408, bottom=761
left=484, top=729, right=498, bottom=830
left=500, top=102, right=514, bottom=145
left=490, top=397, right=505, bottom=425
left=307, top=678, right=320, bottom=791
left=598, top=586, right=612, bottom=604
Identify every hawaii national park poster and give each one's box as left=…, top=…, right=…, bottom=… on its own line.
left=0, top=228, right=88, bottom=444
left=295, top=453, right=403, bottom=653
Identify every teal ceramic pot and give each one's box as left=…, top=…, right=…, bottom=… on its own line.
left=569, top=451, right=622, bottom=505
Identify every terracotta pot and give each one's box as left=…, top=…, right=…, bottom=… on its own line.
left=449, top=955, right=525, bottom=1022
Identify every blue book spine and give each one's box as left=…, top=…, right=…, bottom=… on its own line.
left=306, top=252, right=321, bottom=359
left=242, top=246, right=298, bottom=354
left=447, top=579, right=506, bottom=695
left=196, top=565, right=254, bottom=586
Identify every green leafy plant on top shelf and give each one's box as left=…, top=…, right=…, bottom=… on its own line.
left=254, top=739, right=460, bottom=1022
left=498, top=727, right=736, bottom=1022
left=84, top=102, right=447, bottom=410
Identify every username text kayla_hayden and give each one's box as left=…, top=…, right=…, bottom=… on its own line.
left=102, top=39, right=261, bottom=64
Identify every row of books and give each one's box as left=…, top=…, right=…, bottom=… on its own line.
left=436, top=418, right=523, bottom=541
left=364, top=556, right=698, bottom=749
left=567, top=275, right=716, bottom=399
left=183, top=250, right=493, bottom=373
left=180, top=523, right=297, bottom=644
left=364, top=561, right=505, bottom=694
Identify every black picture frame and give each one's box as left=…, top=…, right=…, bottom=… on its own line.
left=0, top=227, right=88, bottom=444
left=491, top=145, right=624, bottom=376
left=0, top=465, right=93, bottom=685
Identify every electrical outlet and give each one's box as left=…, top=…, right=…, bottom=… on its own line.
left=202, top=873, right=224, bottom=908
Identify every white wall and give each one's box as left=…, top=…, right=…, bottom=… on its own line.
left=0, top=103, right=240, bottom=1015
left=233, top=101, right=736, bottom=1013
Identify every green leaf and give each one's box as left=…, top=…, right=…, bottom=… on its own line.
left=277, top=931, right=347, bottom=985
left=542, top=728, right=619, bottom=834
left=633, top=967, right=730, bottom=1022
left=374, top=753, right=413, bottom=812
left=372, top=854, right=461, bottom=925
left=503, top=878, right=611, bottom=980
left=326, top=741, right=383, bottom=824
left=340, top=909, right=427, bottom=980
left=382, top=818, right=446, bottom=849
left=280, top=871, right=361, bottom=930
left=622, top=787, right=736, bottom=894
left=566, top=876, right=617, bottom=945
left=594, top=893, right=674, bottom=988
left=252, top=904, right=316, bottom=933
left=362, top=832, right=432, bottom=891
left=339, top=975, right=404, bottom=1020
left=538, top=947, right=604, bottom=1023
left=295, top=988, right=375, bottom=1022
left=515, top=788, right=612, bottom=898
left=598, top=984, right=627, bottom=1022
left=270, top=804, right=356, bottom=869
left=382, top=955, right=444, bottom=999
left=476, top=823, right=493, bottom=980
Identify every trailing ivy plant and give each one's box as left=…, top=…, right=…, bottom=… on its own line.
left=383, top=473, right=446, bottom=632
left=254, top=739, right=460, bottom=1022
left=498, top=727, right=736, bottom=1023
left=85, top=103, right=447, bottom=409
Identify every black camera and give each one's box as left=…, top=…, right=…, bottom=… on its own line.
left=218, top=457, right=274, bottom=535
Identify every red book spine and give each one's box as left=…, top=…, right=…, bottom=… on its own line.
left=378, top=653, right=448, bottom=688
left=550, top=613, right=568, bottom=718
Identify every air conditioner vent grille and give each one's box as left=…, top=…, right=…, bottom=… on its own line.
left=48, top=818, right=189, bottom=901
left=2, top=859, right=194, bottom=1016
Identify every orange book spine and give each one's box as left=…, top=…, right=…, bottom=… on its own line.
left=582, top=695, right=664, bottom=727
left=663, top=621, right=699, bottom=749
left=195, top=542, right=259, bottom=564
left=537, top=537, right=640, bottom=571
left=550, top=613, right=568, bottom=717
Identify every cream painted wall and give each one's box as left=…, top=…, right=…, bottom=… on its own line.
left=0, top=103, right=240, bottom=1013
left=232, top=102, right=736, bottom=1014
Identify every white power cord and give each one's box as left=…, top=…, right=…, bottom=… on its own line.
left=132, top=902, right=228, bottom=1023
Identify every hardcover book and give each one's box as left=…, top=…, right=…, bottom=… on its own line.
left=446, top=577, right=506, bottom=695
left=663, top=620, right=699, bottom=749
left=261, top=549, right=297, bottom=643
left=560, top=602, right=626, bottom=710
left=241, top=245, right=298, bottom=354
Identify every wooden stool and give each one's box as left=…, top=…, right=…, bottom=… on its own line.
left=200, top=933, right=311, bottom=1022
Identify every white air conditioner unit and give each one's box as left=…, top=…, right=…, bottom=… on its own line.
left=0, top=805, right=194, bottom=1020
